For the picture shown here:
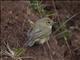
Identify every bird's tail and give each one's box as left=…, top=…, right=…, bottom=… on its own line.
left=23, top=39, right=35, bottom=47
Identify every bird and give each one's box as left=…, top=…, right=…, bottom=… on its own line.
left=24, top=17, right=54, bottom=47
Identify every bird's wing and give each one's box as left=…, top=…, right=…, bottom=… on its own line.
left=28, top=26, right=51, bottom=40
left=26, top=27, right=44, bottom=47
left=26, top=25, right=51, bottom=47
left=27, top=27, right=42, bottom=40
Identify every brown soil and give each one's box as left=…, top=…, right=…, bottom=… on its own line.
left=1, top=0, right=80, bottom=60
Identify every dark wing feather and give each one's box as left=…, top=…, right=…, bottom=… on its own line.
left=24, top=26, right=42, bottom=47
left=27, top=28, right=43, bottom=47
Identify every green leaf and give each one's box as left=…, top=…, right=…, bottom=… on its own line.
left=14, top=48, right=25, bottom=57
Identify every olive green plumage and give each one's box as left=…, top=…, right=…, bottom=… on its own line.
left=26, top=17, right=53, bottom=47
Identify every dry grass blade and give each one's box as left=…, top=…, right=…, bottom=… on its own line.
left=53, top=12, right=80, bottom=35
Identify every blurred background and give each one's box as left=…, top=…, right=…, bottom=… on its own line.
left=1, top=0, right=80, bottom=60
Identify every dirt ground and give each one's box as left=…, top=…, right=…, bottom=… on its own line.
left=1, top=0, right=80, bottom=60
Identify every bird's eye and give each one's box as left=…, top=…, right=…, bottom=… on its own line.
left=47, top=21, right=50, bottom=23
